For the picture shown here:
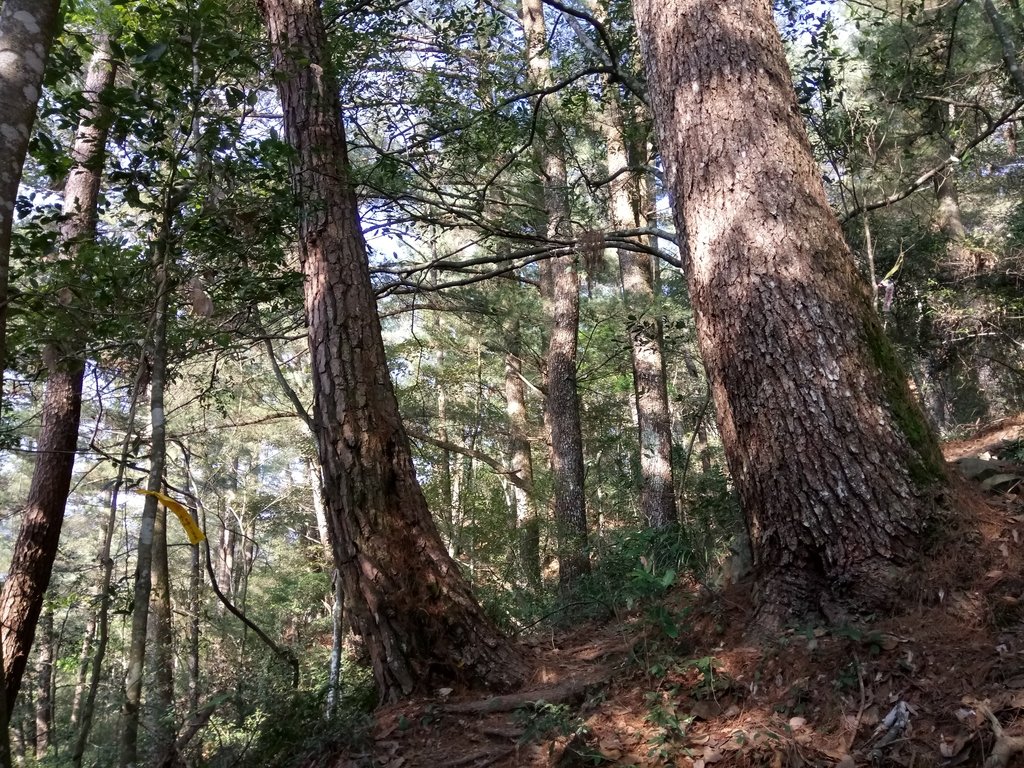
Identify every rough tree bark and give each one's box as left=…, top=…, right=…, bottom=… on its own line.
left=632, top=0, right=947, bottom=626
left=0, top=0, right=62, bottom=406
left=259, top=0, right=525, bottom=702
left=0, top=36, right=116, bottom=721
left=520, top=0, right=590, bottom=590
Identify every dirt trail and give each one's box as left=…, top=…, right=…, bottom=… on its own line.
left=323, top=419, right=1024, bottom=767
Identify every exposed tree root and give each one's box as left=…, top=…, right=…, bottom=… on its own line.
left=444, top=670, right=608, bottom=714
left=979, top=704, right=1024, bottom=768
left=436, top=746, right=517, bottom=768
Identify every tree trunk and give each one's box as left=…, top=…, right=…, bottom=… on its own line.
left=73, top=369, right=145, bottom=768
left=310, top=463, right=345, bottom=719
left=633, top=0, right=946, bottom=627
left=120, top=201, right=173, bottom=768
left=984, top=0, right=1024, bottom=96
left=69, top=611, right=95, bottom=730
left=504, top=327, right=540, bottom=587
left=520, top=0, right=590, bottom=590
left=0, top=0, right=62, bottom=405
left=934, top=168, right=966, bottom=241
left=591, top=16, right=676, bottom=528
left=216, top=519, right=236, bottom=612
left=0, top=36, right=117, bottom=720
left=182, top=453, right=201, bottom=718
left=146, top=500, right=176, bottom=766
left=32, top=609, right=52, bottom=760
left=258, top=0, right=525, bottom=702
left=0, top=359, right=83, bottom=718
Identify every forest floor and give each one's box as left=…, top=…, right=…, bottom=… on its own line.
left=323, top=416, right=1024, bottom=768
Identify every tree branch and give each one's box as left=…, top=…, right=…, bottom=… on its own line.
left=406, top=426, right=530, bottom=492
left=842, top=97, right=1024, bottom=223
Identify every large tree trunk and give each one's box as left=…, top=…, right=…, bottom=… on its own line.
left=0, top=0, right=62, bottom=405
left=0, top=36, right=116, bottom=721
left=0, top=360, right=83, bottom=716
left=633, top=0, right=946, bottom=627
left=259, top=0, right=525, bottom=703
left=520, top=0, right=590, bottom=590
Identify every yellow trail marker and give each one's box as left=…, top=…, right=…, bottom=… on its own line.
left=135, top=489, right=206, bottom=545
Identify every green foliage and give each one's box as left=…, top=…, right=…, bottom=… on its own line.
left=644, top=690, right=691, bottom=760
left=676, top=466, right=744, bottom=580
left=513, top=700, right=610, bottom=764
left=198, top=652, right=374, bottom=768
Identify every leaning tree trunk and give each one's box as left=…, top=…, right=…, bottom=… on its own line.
left=258, top=0, right=524, bottom=702
left=0, top=36, right=117, bottom=721
left=633, top=0, right=947, bottom=627
left=520, top=0, right=590, bottom=590
left=0, top=0, right=62, bottom=406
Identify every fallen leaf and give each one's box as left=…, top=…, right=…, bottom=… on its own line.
left=597, top=742, right=621, bottom=760
left=879, top=634, right=901, bottom=651
left=702, top=746, right=724, bottom=763
left=691, top=700, right=723, bottom=720
left=789, top=716, right=807, bottom=731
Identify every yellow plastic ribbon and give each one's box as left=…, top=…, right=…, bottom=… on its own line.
left=136, top=489, right=206, bottom=545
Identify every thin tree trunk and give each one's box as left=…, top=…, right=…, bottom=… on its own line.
left=259, top=0, right=525, bottom=702
left=504, top=326, right=540, bottom=587
left=0, top=0, right=62, bottom=406
left=0, top=36, right=116, bottom=722
left=9, top=716, right=24, bottom=765
left=119, top=198, right=173, bottom=768
left=633, top=0, right=946, bottom=627
left=182, top=451, right=201, bottom=718
left=436, top=348, right=457, bottom=554
left=934, top=168, right=966, bottom=241
left=216, top=521, right=235, bottom=612
left=520, top=0, right=590, bottom=590
left=72, top=371, right=145, bottom=768
left=32, top=609, right=52, bottom=760
left=146, top=499, right=175, bottom=766
left=68, top=611, right=95, bottom=730
left=984, top=0, right=1024, bottom=95
left=591, top=10, right=676, bottom=528
left=310, top=464, right=344, bottom=719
